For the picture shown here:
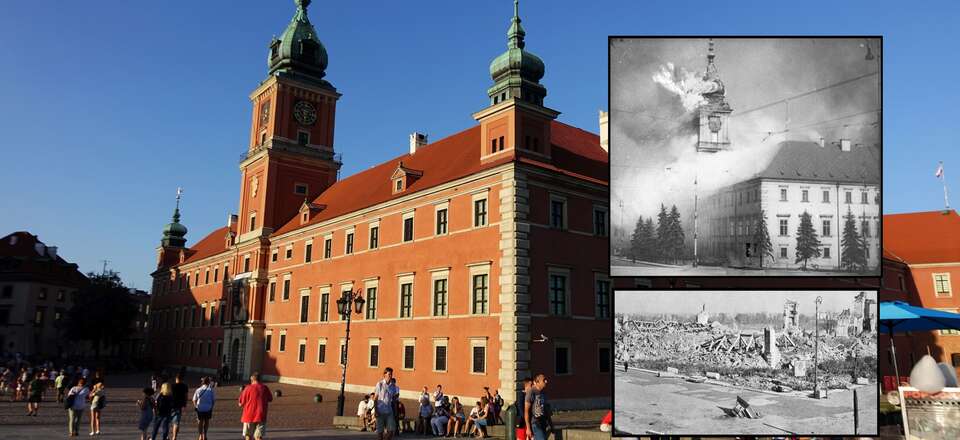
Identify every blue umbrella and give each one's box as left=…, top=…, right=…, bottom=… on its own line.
left=879, top=301, right=960, bottom=380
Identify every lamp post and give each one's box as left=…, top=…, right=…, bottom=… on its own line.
left=814, top=296, right=823, bottom=398
left=335, top=288, right=365, bottom=416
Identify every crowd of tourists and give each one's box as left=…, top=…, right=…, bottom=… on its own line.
left=358, top=368, right=554, bottom=440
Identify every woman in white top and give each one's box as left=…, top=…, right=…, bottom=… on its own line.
left=66, top=378, right=91, bottom=437
left=192, top=377, right=216, bottom=440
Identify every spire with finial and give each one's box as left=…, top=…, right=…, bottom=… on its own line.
left=161, top=187, right=188, bottom=248
left=487, top=0, right=546, bottom=106
left=507, top=0, right=525, bottom=50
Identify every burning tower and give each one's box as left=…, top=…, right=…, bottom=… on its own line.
left=695, top=39, right=732, bottom=153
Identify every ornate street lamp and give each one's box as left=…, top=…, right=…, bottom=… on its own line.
left=814, top=296, right=823, bottom=398
left=335, top=288, right=365, bottom=416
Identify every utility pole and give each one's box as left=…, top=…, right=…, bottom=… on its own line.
left=100, top=260, right=110, bottom=275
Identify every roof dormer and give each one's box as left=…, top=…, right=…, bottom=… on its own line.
left=299, top=200, right=327, bottom=224
left=391, top=161, right=423, bottom=194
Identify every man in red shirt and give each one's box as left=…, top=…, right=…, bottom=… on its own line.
left=238, top=372, right=272, bottom=440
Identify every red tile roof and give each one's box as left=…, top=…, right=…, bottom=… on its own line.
left=883, top=210, right=960, bottom=264
left=272, top=120, right=606, bottom=236
left=181, top=226, right=232, bottom=265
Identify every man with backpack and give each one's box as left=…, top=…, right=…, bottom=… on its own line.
left=170, top=373, right=189, bottom=440
left=65, top=378, right=90, bottom=437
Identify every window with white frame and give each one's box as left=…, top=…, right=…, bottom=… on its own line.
left=473, top=193, right=488, bottom=227
left=317, top=338, right=327, bottom=364
left=398, top=274, right=414, bottom=318
left=593, top=206, right=608, bottom=237
left=435, top=203, right=449, bottom=235
left=285, top=245, right=293, bottom=260
left=319, top=286, right=330, bottom=322
left=470, top=338, right=487, bottom=374
left=402, top=338, right=415, bottom=370
left=549, top=195, right=566, bottom=229
left=433, top=338, right=448, bottom=372
left=299, top=290, right=310, bottom=323
left=298, top=339, right=307, bottom=363
left=430, top=268, right=449, bottom=317
left=324, top=236, right=333, bottom=258
left=364, top=280, right=378, bottom=320
left=934, top=273, right=953, bottom=297
left=339, top=340, right=347, bottom=366
left=345, top=229, right=355, bottom=254
left=403, top=212, right=415, bottom=242
left=265, top=331, right=272, bottom=351
left=369, top=222, right=380, bottom=249
left=305, top=240, right=313, bottom=263
left=279, top=331, right=287, bottom=352
left=369, top=339, right=380, bottom=368
left=268, top=279, right=276, bottom=302
left=595, top=276, right=610, bottom=319
left=469, top=263, right=491, bottom=315
left=548, top=268, right=570, bottom=316
left=282, top=275, right=291, bottom=301
left=555, top=340, right=572, bottom=375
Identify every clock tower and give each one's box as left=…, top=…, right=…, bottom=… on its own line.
left=238, top=0, right=342, bottom=241
left=695, top=39, right=732, bottom=153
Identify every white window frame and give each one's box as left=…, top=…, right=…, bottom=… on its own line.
left=430, top=268, right=451, bottom=317
left=368, top=221, right=380, bottom=250
left=317, top=337, right=328, bottom=365
left=364, top=278, right=379, bottom=320
left=402, top=211, right=415, bottom=242
left=469, top=337, right=487, bottom=375
left=472, top=190, right=490, bottom=228
left=549, top=194, right=568, bottom=230
left=304, top=239, right=314, bottom=263
left=592, top=205, right=609, bottom=237
left=433, top=337, right=449, bottom=373
left=297, top=339, right=307, bottom=363
left=282, top=274, right=292, bottom=302
left=285, top=245, right=293, bottom=260
left=299, top=289, right=311, bottom=323
left=547, top=267, right=572, bottom=317
left=934, top=273, right=953, bottom=298
left=294, top=182, right=309, bottom=196
left=594, top=273, right=611, bottom=319
left=344, top=227, right=356, bottom=255
left=554, top=339, right=573, bottom=376
left=468, top=262, right=492, bottom=315
left=401, top=338, right=416, bottom=371
left=368, top=338, right=381, bottom=368
left=397, top=273, right=415, bottom=319
left=435, top=201, right=450, bottom=236
left=339, top=338, right=347, bottom=367
left=278, top=330, right=287, bottom=353
left=318, top=285, right=331, bottom=322
left=323, top=234, right=333, bottom=259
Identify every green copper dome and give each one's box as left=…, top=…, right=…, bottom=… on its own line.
left=161, top=207, right=187, bottom=248
left=267, top=0, right=329, bottom=82
left=486, top=0, right=546, bottom=106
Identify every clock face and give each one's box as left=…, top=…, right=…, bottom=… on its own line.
left=293, top=101, right=317, bottom=126
left=260, top=101, right=271, bottom=125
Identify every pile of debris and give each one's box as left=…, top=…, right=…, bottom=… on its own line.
left=720, top=396, right=762, bottom=419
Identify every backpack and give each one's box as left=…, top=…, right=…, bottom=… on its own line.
left=96, top=395, right=107, bottom=409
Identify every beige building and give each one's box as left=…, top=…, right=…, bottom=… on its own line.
left=0, top=232, right=87, bottom=358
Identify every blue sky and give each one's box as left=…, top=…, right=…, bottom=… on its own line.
left=0, top=1, right=957, bottom=289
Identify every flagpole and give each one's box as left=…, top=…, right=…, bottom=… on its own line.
left=940, top=162, right=950, bottom=210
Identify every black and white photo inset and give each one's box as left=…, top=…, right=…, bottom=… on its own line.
left=610, top=38, right=881, bottom=277
left=613, top=290, right=878, bottom=436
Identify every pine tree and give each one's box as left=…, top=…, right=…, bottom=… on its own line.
left=655, top=204, right=669, bottom=263
left=752, top=209, right=774, bottom=269
left=630, top=216, right=645, bottom=263
left=840, top=208, right=866, bottom=272
left=668, top=205, right=686, bottom=264
left=794, top=211, right=822, bottom=270
left=643, top=217, right=657, bottom=262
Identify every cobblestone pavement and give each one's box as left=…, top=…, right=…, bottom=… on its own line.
left=0, top=372, right=412, bottom=439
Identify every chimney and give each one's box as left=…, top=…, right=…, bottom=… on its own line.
left=227, top=214, right=238, bottom=229
left=818, top=137, right=825, bottom=148
left=34, top=243, right=46, bottom=256
left=599, top=110, right=609, bottom=152
left=409, top=132, right=428, bottom=154
left=46, top=246, right=58, bottom=259
left=840, top=139, right=851, bottom=152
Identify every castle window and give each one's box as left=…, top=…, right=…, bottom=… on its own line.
left=823, top=190, right=830, bottom=203
left=295, top=184, right=308, bottom=195
left=270, top=40, right=280, bottom=59
left=243, top=255, right=250, bottom=273
left=861, top=191, right=868, bottom=204
left=801, top=190, right=809, bottom=202
left=345, top=232, right=354, bottom=254
left=403, top=214, right=414, bottom=242
left=779, top=219, right=788, bottom=237
left=474, top=198, right=488, bottom=227
left=845, top=191, right=852, bottom=204
left=369, top=226, right=379, bottom=249
left=498, top=136, right=505, bottom=152
left=822, top=220, right=831, bottom=237
left=260, top=131, right=267, bottom=145
left=395, top=179, right=402, bottom=191
left=249, top=212, right=257, bottom=232
left=491, top=139, right=497, bottom=154
left=823, top=247, right=831, bottom=259
left=779, top=188, right=787, bottom=202
left=297, top=131, right=310, bottom=145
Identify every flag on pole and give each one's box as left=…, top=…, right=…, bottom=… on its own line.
left=936, top=162, right=944, bottom=179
